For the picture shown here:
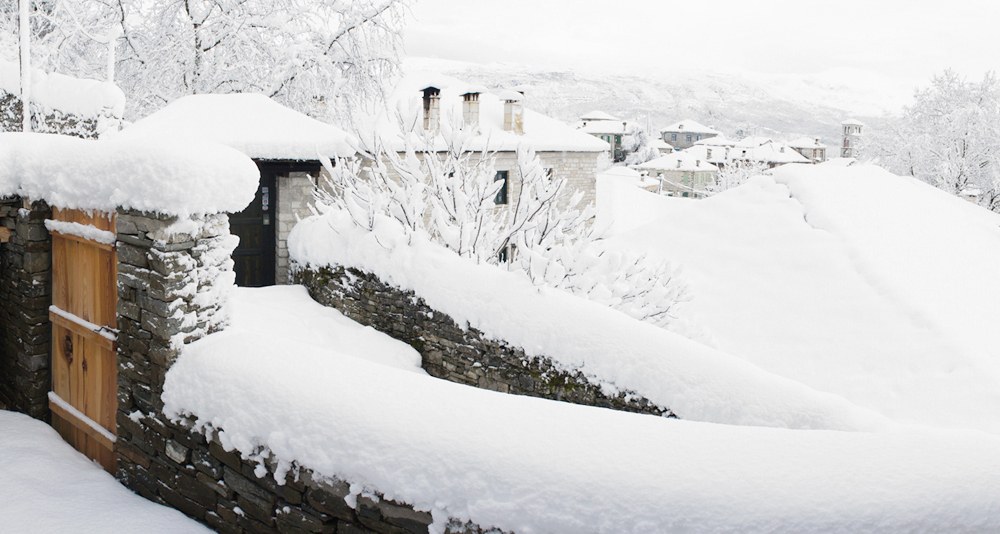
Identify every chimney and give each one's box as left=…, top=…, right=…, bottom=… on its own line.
left=676, top=159, right=681, bottom=169
left=422, top=86, right=441, bottom=132
left=461, top=91, right=481, bottom=130
left=501, top=90, right=524, bottom=135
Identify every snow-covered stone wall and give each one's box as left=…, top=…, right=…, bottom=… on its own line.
left=0, top=91, right=105, bottom=138
left=293, top=265, right=673, bottom=417
left=0, top=197, right=52, bottom=418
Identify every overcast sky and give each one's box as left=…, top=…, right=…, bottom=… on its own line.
left=405, top=0, right=999, bottom=93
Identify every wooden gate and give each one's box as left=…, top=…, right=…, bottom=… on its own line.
left=48, top=208, right=118, bottom=472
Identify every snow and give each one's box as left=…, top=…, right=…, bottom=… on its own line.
left=787, top=136, right=826, bottom=149
left=115, top=93, right=356, bottom=160
left=0, top=132, right=259, bottom=217
left=576, top=119, right=626, bottom=135
left=365, top=72, right=609, bottom=153
left=289, top=208, right=884, bottom=431
left=692, top=135, right=737, bottom=147
left=631, top=151, right=718, bottom=173
left=578, top=110, right=619, bottom=121
left=0, top=57, right=125, bottom=120
left=600, top=164, right=1000, bottom=434
left=660, top=119, right=720, bottom=135
left=44, top=219, right=116, bottom=245
left=0, top=410, right=207, bottom=533
left=841, top=118, right=865, bottom=126
left=162, top=285, right=1000, bottom=533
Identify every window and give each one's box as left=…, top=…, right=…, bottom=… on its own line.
left=544, top=168, right=554, bottom=181
left=686, top=134, right=692, bottom=142
left=494, top=170, right=509, bottom=205
left=671, top=133, right=677, bottom=141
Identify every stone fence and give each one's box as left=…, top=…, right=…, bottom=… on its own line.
left=293, top=265, right=674, bottom=418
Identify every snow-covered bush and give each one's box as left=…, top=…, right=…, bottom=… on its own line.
left=707, top=159, right=770, bottom=194
left=315, top=129, right=689, bottom=327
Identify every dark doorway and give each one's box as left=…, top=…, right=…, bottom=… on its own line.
left=230, top=170, right=277, bottom=287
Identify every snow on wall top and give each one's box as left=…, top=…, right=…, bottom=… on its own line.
left=116, top=94, right=355, bottom=161
left=660, top=119, right=720, bottom=135
left=0, top=133, right=259, bottom=217
left=365, top=72, right=610, bottom=153
left=0, top=58, right=125, bottom=119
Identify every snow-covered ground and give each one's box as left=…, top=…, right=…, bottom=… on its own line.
left=600, top=163, right=1000, bottom=434
left=0, top=410, right=207, bottom=533
left=162, top=287, right=1000, bottom=533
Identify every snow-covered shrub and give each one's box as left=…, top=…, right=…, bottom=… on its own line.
left=314, top=129, right=689, bottom=328
left=707, top=159, right=770, bottom=194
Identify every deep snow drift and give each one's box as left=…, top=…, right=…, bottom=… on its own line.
left=163, top=287, right=1000, bottom=533
left=600, top=163, right=1000, bottom=434
left=0, top=410, right=207, bottom=533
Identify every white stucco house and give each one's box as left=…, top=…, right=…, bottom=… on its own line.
left=575, top=110, right=628, bottom=161
left=631, top=151, right=719, bottom=198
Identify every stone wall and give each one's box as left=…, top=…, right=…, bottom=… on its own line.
left=293, top=265, right=673, bottom=418
left=0, top=90, right=102, bottom=138
left=0, top=197, right=53, bottom=419
left=114, top=210, right=497, bottom=533
left=276, top=172, right=316, bottom=284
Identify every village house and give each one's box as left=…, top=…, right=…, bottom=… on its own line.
left=631, top=150, right=719, bottom=198
left=116, top=93, right=355, bottom=287
left=575, top=110, right=628, bottom=162
left=659, top=119, right=720, bottom=150
left=728, top=137, right=811, bottom=168
left=788, top=137, right=828, bottom=163
left=376, top=74, right=609, bottom=211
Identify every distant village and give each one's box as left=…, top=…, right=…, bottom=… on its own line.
left=574, top=110, right=865, bottom=198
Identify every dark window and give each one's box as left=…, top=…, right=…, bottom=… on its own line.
left=671, top=133, right=677, bottom=140
left=494, top=170, right=509, bottom=205
left=686, top=134, right=692, bottom=142
left=544, top=168, right=554, bottom=181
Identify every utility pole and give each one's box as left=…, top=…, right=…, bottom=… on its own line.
left=18, top=0, right=31, bottom=132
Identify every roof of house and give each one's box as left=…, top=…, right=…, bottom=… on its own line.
left=0, top=58, right=125, bottom=119
left=733, top=142, right=811, bottom=165
left=116, top=93, right=355, bottom=160
left=788, top=137, right=827, bottom=149
left=366, top=72, right=609, bottom=153
left=577, top=119, right=627, bottom=135
left=649, top=138, right=674, bottom=151
left=579, top=110, right=619, bottom=121
left=660, top=119, right=720, bottom=135
left=631, top=151, right=719, bottom=173
left=682, top=145, right=730, bottom=165
left=693, top=135, right=738, bottom=147
left=841, top=118, right=864, bottom=126
left=734, top=136, right=773, bottom=148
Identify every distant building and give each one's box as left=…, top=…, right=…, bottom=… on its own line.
left=841, top=119, right=864, bottom=158
left=660, top=119, right=720, bottom=150
left=649, top=138, right=675, bottom=156
left=576, top=110, right=628, bottom=162
left=630, top=151, right=719, bottom=198
left=788, top=137, right=827, bottom=163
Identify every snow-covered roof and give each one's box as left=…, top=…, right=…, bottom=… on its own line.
left=0, top=58, right=125, bottom=119
left=631, top=151, right=719, bottom=173
left=734, top=136, right=773, bottom=148
left=734, top=142, right=810, bottom=164
left=788, top=137, right=827, bottom=149
left=693, top=135, right=737, bottom=147
left=577, top=119, right=626, bottom=135
left=682, top=145, right=730, bottom=165
left=0, top=133, right=258, bottom=217
left=117, top=93, right=355, bottom=160
left=660, top=119, right=720, bottom=135
left=841, top=118, right=864, bottom=126
left=579, top=110, right=619, bottom=121
left=649, top=138, right=674, bottom=151
left=367, top=72, right=609, bottom=153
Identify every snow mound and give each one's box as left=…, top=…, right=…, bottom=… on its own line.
left=0, top=58, right=125, bottom=119
left=0, top=133, right=259, bottom=217
left=163, top=286, right=1000, bottom=533
left=116, top=93, right=355, bottom=160
left=288, top=209, right=886, bottom=431
left=601, top=164, right=1000, bottom=434
left=0, top=410, right=207, bottom=533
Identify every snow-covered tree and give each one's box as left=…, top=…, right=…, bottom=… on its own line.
left=624, top=126, right=660, bottom=165
left=707, top=159, right=769, bottom=194
left=864, top=70, right=1000, bottom=212
left=316, top=129, right=689, bottom=328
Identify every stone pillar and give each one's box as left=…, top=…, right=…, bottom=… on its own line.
left=0, top=197, right=53, bottom=419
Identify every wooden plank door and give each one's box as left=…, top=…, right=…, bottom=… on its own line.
left=229, top=169, right=276, bottom=287
left=48, top=208, right=118, bottom=473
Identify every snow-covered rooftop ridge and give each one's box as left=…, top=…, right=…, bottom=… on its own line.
left=577, top=119, right=626, bottom=135
left=0, top=58, right=125, bottom=119
left=841, top=118, right=864, bottom=126
left=632, top=151, right=719, bottom=172
left=660, top=119, right=720, bottom=135
left=288, top=209, right=878, bottom=431
left=366, top=71, right=609, bottom=153
left=737, top=142, right=811, bottom=164
left=0, top=133, right=258, bottom=217
left=693, top=135, right=737, bottom=147
left=579, top=110, right=619, bottom=121
left=116, top=93, right=355, bottom=160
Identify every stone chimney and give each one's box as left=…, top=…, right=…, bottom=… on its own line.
left=500, top=90, right=524, bottom=135
left=462, top=90, right=482, bottom=130
left=422, top=86, right=441, bottom=132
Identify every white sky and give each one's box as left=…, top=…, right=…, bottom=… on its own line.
left=405, top=0, right=999, bottom=94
